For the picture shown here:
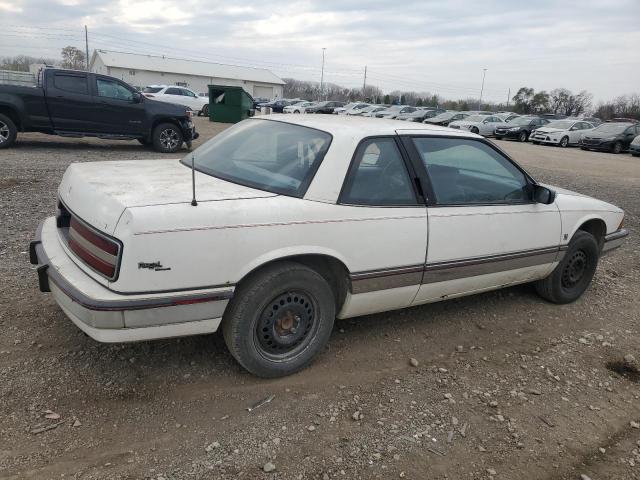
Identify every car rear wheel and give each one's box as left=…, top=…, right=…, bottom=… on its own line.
left=534, top=230, right=599, bottom=304
left=222, top=261, right=336, bottom=378
left=201, top=104, right=209, bottom=116
left=518, top=131, right=528, bottom=142
left=0, top=113, right=18, bottom=149
left=152, top=123, right=183, bottom=153
left=294, top=110, right=300, bottom=114
left=471, top=127, right=479, bottom=134
left=612, top=142, right=622, bottom=154
left=559, top=136, right=569, bottom=148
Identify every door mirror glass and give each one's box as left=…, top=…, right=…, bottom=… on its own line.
left=533, top=185, right=556, bottom=204
left=131, top=92, right=142, bottom=103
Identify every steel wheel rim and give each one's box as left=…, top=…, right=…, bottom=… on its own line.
left=254, top=291, right=318, bottom=361
left=159, top=129, right=179, bottom=149
left=561, top=250, right=588, bottom=288
left=0, top=121, right=9, bottom=144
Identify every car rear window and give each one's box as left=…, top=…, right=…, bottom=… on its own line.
left=183, top=119, right=332, bottom=198
left=143, top=87, right=163, bottom=93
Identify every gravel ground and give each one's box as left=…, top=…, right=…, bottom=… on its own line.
left=1, top=117, right=639, bottom=480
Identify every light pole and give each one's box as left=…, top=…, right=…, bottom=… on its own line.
left=479, top=68, right=487, bottom=110
left=320, top=48, right=326, bottom=101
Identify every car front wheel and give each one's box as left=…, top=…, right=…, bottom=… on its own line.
left=559, top=136, right=569, bottom=147
left=518, top=131, right=528, bottom=142
left=222, top=262, right=336, bottom=378
left=612, top=141, right=622, bottom=154
left=152, top=123, right=183, bottom=153
left=534, top=230, right=599, bottom=304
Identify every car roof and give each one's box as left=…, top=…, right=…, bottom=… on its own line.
left=258, top=114, right=480, bottom=139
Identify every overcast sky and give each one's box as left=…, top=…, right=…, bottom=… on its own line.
left=1, top=0, right=638, bottom=103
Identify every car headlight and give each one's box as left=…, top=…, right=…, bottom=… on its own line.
left=508, top=127, right=521, bottom=132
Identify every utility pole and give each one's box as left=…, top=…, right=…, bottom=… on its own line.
left=84, top=25, right=89, bottom=71
left=320, top=48, right=326, bottom=101
left=506, top=87, right=511, bottom=109
left=362, top=65, right=367, bottom=99
left=478, top=68, right=487, bottom=110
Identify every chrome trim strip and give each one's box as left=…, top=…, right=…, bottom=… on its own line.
left=349, top=246, right=562, bottom=294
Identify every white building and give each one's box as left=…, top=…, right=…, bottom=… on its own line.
left=89, top=50, right=285, bottom=99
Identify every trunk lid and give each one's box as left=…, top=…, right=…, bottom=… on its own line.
left=58, top=159, right=277, bottom=234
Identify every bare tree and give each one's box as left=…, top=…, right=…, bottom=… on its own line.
left=0, top=54, right=58, bottom=72
left=60, top=46, right=86, bottom=70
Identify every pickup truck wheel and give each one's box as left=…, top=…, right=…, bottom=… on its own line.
left=0, top=114, right=18, bottom=149
left=222, top=261, right=336, bottom=378
left=152, top=123, right=183, bottom=153
left=534, top=230, right=599, bottom=304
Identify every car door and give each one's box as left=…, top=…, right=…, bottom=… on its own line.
left=337, top=136, right=428, bottom=316
left=481, top=116, right=502, bottom=136
left=46, top=71, right=102, bottom=132
left=178, top=88, right=200, bottom=110
left=162, top=87, right=189, bottom=108
left=567, top=122, right=585, bottom=144
left=93, top=76, right=146, bottom=135
left=401, top=135, right=561, bottom=304
left=622, top=125, right=639, bottom=148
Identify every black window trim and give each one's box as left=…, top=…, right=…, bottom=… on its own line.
left=338, top=135, right=424, bottom=208
left=180, top=117, right=334, bottom=200
left=401, top=134, right=539, bottom=208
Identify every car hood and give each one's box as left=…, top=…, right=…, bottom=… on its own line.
left=58, top=159, right=276, bottom=234
left=449, top=120, right=481, bottom=127
left=534, top=127, right=567, bottom=134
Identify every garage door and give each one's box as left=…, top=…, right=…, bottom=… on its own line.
left=253, top=86, right=273, bottom=99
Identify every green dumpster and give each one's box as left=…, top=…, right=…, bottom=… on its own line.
left=207, top=85, right=255, bottom=123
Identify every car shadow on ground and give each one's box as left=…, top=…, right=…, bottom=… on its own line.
left=11, top=138, right=185, bottom=154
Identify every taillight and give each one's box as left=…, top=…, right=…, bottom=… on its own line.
left=67, top=216, right=120, bottom=280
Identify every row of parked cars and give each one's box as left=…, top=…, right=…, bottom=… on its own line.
left=259, top=98, right=640, bottom=156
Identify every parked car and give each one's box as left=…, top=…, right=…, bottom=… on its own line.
left=30, top=116, right=627, bottom=377
left=375, top=105, right=417, bottom=119
left=260, top=99, right=291, bottom=113
left=581, top=117, right=602, bottom=126
left=283, top=101, right=316, bottom=114
left=529, top=119, right=595, bottom=147
left=580, top=122, right=640, bottom=153
left=357, top=105, right=388, bottom=117
left=423, top=111, right=470, bottom=126
left=630, top=134, right=640, bottom=157
left=541, top=113, right=567, bottom=120
left=305, top=101, right=345, bottom=114
left=335, top=103, right=370, bottom=115
left=396, top=108, right=445, bottom=122
left=606, top=118, right=639, bottom=123
left=495, top=112, right=520, bottom=122
left=0, top=67, right=198, bottom=152
left=253, top=97, right=269, bottom=109
left=494, top=116, right=549, bottom=142
left=143, top=85, right=209, bottom=116
left=448, top=114, right=503, bottom=136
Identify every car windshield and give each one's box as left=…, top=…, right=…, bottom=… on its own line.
left=546, top=120, right=573, bottom=129
left=508, top=117, right=535, bottom=126
left=143, top=87, right=163, bottom=93
left=465, top=115, right=486, bottom=122
left=431, top=112, right=455, bottom=121
left=342, top=103, right=358, bottom=109
left=594, top=123, right=631, bottom=134
left=182, top=119, right=332, bottom=197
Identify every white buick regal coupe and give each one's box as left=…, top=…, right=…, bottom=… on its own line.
left=31, top=116, right=628, bottom=377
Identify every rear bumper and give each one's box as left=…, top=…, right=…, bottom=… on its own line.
left=30, top=217, right=232, bottom=343
left=602, top=228, right=628, bottom=254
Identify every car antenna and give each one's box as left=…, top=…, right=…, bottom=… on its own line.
left=190, top=153, right=198, bottom=206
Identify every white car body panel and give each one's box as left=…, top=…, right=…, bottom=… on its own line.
left=144, top=86, right=208, bottom=113
left=449, top=116, right=503, bottom=136
left=33, top=115, right=626, bottom=342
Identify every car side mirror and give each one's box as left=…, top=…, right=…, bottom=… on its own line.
left=131, top=92, right=142, bottom=104
left=533, top=185, right=556, bottom=204
left=483, top=119, right=489, bottom=124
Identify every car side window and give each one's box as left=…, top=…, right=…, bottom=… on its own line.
left=341, top=138, right=417, bottom=206
left=412, top=137, right=531, bottom=205
left=96, top=78, right=133, bottom=101
left=165, top=87, right=181, bottom=95
left=181, top=89, right=197, bottom=98
left=53, top=74, right=88, bottom=95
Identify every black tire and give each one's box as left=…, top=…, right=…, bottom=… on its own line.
left=518, top=131, right=528, bottom=142
left=531, top=141, right=539, bottom=145
left=559, top=136, right=569, bottom=148
left=222, top=262, right=336, bottom=378
left=632, top=153, right=640, bottom=157
left=0, top=113, right=18, bottom=149
left=495, top=136, right=503, bottom=140
left=611, top=142, right=622, bottom=154
left=535, top=231, right=599, bottom=304
left=201, top=104, right=209, bottom=117
left=152, top=123, right=183, bottom=153
left=580, top=146, right=589, bottom=150
left=471, top=127, right=479, bottom=134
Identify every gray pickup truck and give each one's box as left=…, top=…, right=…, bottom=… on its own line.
left=0, top=67, right=198, bottom=153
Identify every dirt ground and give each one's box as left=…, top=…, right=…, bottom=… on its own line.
left=1, top=117, right=639, bottom=480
